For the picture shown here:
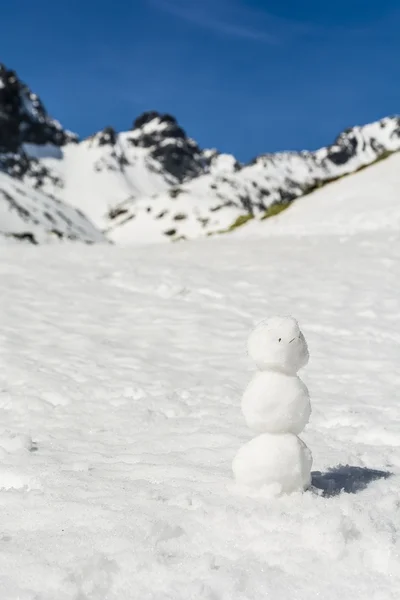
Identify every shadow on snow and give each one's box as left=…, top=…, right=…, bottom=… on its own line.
left=311, top=465, right=392, bottom=497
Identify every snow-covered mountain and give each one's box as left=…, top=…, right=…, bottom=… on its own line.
left=106, top=117, right=400, bottom=244
left=3, top=216, right=400, bottom=599
left=1, top=62, right=400, bottom=244
left=0, top=170, right=106, bottom=245
left=233, top=150, right=400, bottom=238
left=0, top=64, right=106, bottom=244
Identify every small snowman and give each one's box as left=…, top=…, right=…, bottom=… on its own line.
left=232, top=316, right=313, bottom=495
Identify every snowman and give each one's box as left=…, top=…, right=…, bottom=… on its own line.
left=232, top=316, right=313, bottom=494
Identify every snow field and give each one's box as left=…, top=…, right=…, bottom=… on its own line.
left=235, top=151, right=400, bottom=238
left=0, top=232, right=400, bottom=598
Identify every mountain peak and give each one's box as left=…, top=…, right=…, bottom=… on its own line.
left=88, top=126, right=117, bottom=147
left=132, top=111, right=178, bottom=130
left=131, top=110, right=188, bottom=144
left=127, top=110, right=208, bottom=182
left=1, top=61, right=400, bottom=246
left=0, top=63, right=77, bottom=155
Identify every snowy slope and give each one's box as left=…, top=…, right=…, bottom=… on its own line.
left=0, top=63, right=107, bottom=244
left=1, top=230, right=400, bottom=598
left=2, top=61, right=400, bottom=245
left=234, top=150, right=400, bottom=237
left=27, top=130, right=180, bottom=227
left=0, top=171, right=107, bottom=244
left=26, top=115, right=237, bottom=230
left=107, top=117, right=400, bottom=243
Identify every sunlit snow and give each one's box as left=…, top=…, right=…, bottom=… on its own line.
left=1, top=226, right=400, bottom=598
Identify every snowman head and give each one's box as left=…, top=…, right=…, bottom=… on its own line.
left=247, top=316, right=309, bottom=374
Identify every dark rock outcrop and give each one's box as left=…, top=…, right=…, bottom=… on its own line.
left=0, top=63, right=77, bottom=154
left=130, top=110, right=209, bottom=182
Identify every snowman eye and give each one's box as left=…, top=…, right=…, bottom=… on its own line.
left=278, top=338, right=282, bottom=342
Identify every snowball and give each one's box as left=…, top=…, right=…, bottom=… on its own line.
left=232, top=433, right=312, bottom=494
left=241, top=370, right=311, bottom=434
left=247, top=316, right=309, bottom=374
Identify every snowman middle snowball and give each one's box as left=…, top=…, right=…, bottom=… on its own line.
left=242, top=370, right=311, bottom=434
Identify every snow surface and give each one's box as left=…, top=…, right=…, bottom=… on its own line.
left=0, top=171, right=107, bottom=244
left=1, top=227, right=400, bottom=598
left=107, top=119, right=400, bottom=243
left=236, top=151, right=400, bottom=238
left=26, top=133, right=178, bottom=228
left=108, top=149, right=400, bottom=245
left=23, top=143, right=63, bottom=160
left=19, top=116, right=400, bottom=244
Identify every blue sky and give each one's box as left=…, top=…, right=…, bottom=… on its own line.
left=1, top=0, right=400, bottom=161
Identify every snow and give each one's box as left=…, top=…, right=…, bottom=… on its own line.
left=237, top=151, right=400, bottom=238
left=23, top=143, right=63, bottom=160
left=0, top=173, right=106, bottom=245
left=19, top=90, right=65, bottom=132
left=28, top=134, right=174, bottom=228
left=209, top=152, right=239, bottom=174
left=18, top=116, right=400, bottom=244
left=109, top=146, right=400, bottom=245
left=130, top=117, right=170, bottom=137
left=1, top=226, right=400, bottom=598
left=0, top=171, right=107, bottom=244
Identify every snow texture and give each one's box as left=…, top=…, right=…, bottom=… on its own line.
left=1, top=228, right=400, bottom=598
left=0, top=171, right=107, bottom=244
left=235, top=151, right=400, bottom=238
left=105, top=117, right=400, bottom=243
left=3, top=62, right=400, bottom=245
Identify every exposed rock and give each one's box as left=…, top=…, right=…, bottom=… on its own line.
left=0, top=63, right=77, bottom=154
left=1, top=62, right=400, bottom=245
left=94, top=126, right=117, bottom=146
left=129, top=110, right=208, bottom=182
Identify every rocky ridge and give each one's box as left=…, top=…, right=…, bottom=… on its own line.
left=1, top=62, right=399, bottom=244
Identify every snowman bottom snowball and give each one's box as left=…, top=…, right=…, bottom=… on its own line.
left=232, top=433, right=312, bottom=494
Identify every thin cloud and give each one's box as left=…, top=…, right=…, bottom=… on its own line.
left=146, top=0, right=390, bottom=43
left=147, top=0, right=283, bottom=44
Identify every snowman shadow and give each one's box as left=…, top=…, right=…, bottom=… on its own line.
left=311, top=465, right=392, bottom=497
